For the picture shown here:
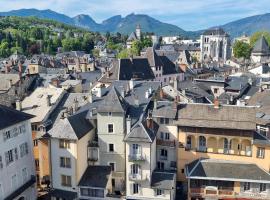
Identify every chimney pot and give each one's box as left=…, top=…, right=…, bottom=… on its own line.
left=214, top=98, right=220, bottom=109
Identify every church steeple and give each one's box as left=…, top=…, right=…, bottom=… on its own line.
left=136, top=24, right=141, bottom=40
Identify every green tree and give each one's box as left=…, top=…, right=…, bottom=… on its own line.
left=233, top=41, right=251, bottom=59
left=0, top=42, right=10, bottom=57
left=117, top=49, right=130, bottom=59
left=82, top=33, right=94, bottom=53
left=131, top=41, right=142, bottom=56
left=250, top=31, right=270, bottom=47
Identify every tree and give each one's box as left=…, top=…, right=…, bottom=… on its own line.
left=233, top=41, right=251, bottom=59
left=250, top=31, right=270, bottom=47
left=82, top=34, right=94, bottom=53
left=130, top=41, right=142, bottom=56
left=0, top=42, right=10, bottom=57
left=117, top=49, right=130, bottom=59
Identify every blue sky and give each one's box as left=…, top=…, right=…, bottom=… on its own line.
left=1, top=0, right=270, bottom=30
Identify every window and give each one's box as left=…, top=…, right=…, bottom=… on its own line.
left=109, top=144, right=114, bottom=152
left=243, top=182, right=250, bottom=191
left=108, top=124, right=114, bottom=133
left=20, top=142, right=29, bottom=157
left=132, top=144, right=141, bottom=155
left=3, top=130, right=11, bottom=141
left=22, top=168, right=27, bottom=183
left=260, top=183, right=266, bottom=192
left=61, top=175, right=72, bottom=187
left=181, top=169, right=185, bottom=173
left=5, top=148, right=18, bottom=166
left=165, top=133, right=170, bottom=140
left=0, top=183, right=2, bottom=199
left=160, top=149, right=168, bottom=159
left=157, top=162, right=164, bottom=170
left=80, top=188, right=104, bottom=197
left=257, top=147, right=265, bottom=159
left=60, top=157, right=71, bottom=168
left=160, top=118, right=164, bottom=124
left=133, top=183, right=139, bottom=194
left=33, top=139, right=38, bottom=147
left=156, top=189, right=164, bottom=196
left=19, top=124, right=26, bottom=134
left=108, top=112, right=112, bottom=116
left=35, top=159, right=39, bottom=170
left=59, top=139, right=70, bottom=149
left=131, top=164, right=140, bottom=175
left=165, top=118, right=169, bottom=124
left=109, top=163, right=115, bottom=171
left=214, top=88, right=218, bottom=94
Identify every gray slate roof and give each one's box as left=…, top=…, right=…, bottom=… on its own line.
left=0, top=105, right=34, bottom=130
left=252, top=36, right=270, bottom=54
left=151, top=171, right=176, bottom=190
left=78, top=166, right=111, bottom=188
left=97, top=86, right=128, bottom=113
left=186, top=158, right=270, bottom=183
left=152, top=101, right=178, bottom=119
left=176, top=103, right=256, bottom=130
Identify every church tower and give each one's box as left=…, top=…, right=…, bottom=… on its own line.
left=136, top=24, right=141, bottom=40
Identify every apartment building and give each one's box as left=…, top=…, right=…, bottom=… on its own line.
left=0, top=105, right=36, bottom=200
left=175, top=101, right=270, bottom=199
left=21, top=86, right=65, bottom=186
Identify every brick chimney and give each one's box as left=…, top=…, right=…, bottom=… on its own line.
left=146, top=111, right=153, bottom=130
left=159, top=88, right=164, bottom=99
left=214, top=98, right=220, bottom=109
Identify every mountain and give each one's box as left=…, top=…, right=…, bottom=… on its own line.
left=0, top=9, right=187, bottom=36
left=220, top=13, right=270, bottom=38
left=0, top=8, right=74, bottom=25
left=1, top=9, right=270, bottom=38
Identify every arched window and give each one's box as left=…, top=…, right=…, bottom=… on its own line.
left=224, top=138, right=228, bottom=149
left=198, top=136, right=206, bottom=152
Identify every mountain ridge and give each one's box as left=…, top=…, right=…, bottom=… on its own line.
left=1, top=8, right=270, bottom=38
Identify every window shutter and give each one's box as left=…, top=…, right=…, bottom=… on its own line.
left=25, top=143, right=29, bottom=154
left=20, top=144, right=23, bottom=158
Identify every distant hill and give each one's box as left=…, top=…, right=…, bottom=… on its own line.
left=1, top=9, right=270, bottom=38
left=219, top=13, right=270, bottom=38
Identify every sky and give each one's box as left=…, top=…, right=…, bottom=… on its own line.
left=0, top=0, right=270, bottom=30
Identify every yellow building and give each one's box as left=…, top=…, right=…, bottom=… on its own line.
left=175, top=102, right=270, bottom=200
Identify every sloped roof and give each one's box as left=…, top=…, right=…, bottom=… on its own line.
left=176, top=103, right=256, bottom=130
left=159, top=56, right=178, bottom=75
left=203, top=28, right=227, bottom=36
left=252, top=36, right=270, bottom=54
left=118, top=58, right=155, bottom=80
left=124, top=120, right=158, bottom=143
left=78, top=166, right=111, bottom=188
left=151, top=171, right=176, bottom=190
left=145, top=47, right=163, bottom=67
left=49, top=110, right=93, bottom=140
left=186, top=158, right=270, bottom=183
left=97, top=86, right=128, bottom=113
left=0, top=105, right=34, bottom=129
left=127, top=32, right=138, bottom=41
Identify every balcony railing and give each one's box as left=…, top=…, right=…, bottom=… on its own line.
left=128, top=154, right=146, bottom=162
left=190, top=187, right=234, bottom=197
left=159, top=155, right=168, bottom=160
left=156, top=139, right=176, bottom=147
left=129, top=173, right=147, bottom=181
left=88, top=157, right=98, bottom=162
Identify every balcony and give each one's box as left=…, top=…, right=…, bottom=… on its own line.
left=129, top=173, right=147, bottom=181
left=128, top=154, right=146, bottom=162
left=190, top=187, right=235, bottom=198
left=156, top=139, right=176, bottom=147
left=159, top=155, right=168, bottom=160
left=88, top=157, right=98, bottom=162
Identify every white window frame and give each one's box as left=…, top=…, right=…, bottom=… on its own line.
left=107, top=123, right=114, bottom=133
left=108, top=162, right=116, bottom=172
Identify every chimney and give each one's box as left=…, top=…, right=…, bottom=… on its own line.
left=214, top=98, right=220, bottom=109
left=18, top=62, right=22, bottom=79
left=121, top=89, right=126, bottom=97
left=146, top=111, right=153, bottom=130
left=129, top=79, right=134, bottom=90
left=9, top=79, right=13, bottom=88
left=16, top=99, right=22, bottom=111
left=73, top=98, right=79, bottom=113
left=88, top=91, right=93, bottom=103
left=173, top=97, right=178, bottom=109
left=154, top=98, right=157, bottom=110
left=126, top=115, right=131, bottom=134
left=134, top=95, right=139, bottom=106
left=145, top=90, right=149, bottom=99
left=174, top=77, right=178, bottom=90
left=159, top=88, right=164, bottom=99
left=46, top=95, right=51, bottom=107
left=106, top=68, right=110, bottom=78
